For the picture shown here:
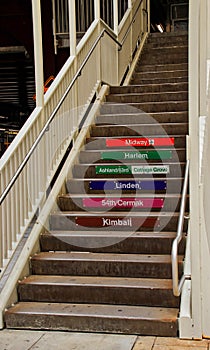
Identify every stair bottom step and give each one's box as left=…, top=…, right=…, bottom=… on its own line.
left=5, top=302, right=178, bottom=336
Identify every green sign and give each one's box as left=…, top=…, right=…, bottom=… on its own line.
left=101, top=150, right=172, bottom=160
left=95, top=165, right=131, bottom=175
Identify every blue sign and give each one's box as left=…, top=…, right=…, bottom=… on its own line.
left=89, top=180, right=167, bottom=191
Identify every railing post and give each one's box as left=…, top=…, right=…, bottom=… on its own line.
left=94, top=0, right=100, bottom=20
left=31, top=0, right=44, bottom=107
left=189, top=0, right=202, bottom=339
left=113, top=0, right=119, bottom=34
left=147, top=0, right=150, bottom=33
left=68, top=0, right=76, bottom=56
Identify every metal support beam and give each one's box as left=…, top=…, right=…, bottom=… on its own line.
left=31, top=0, right=44, bottom=107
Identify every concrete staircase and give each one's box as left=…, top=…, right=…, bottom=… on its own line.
left=5, top=31, right=188, bottom=336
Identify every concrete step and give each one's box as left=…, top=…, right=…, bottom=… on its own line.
left=110, top=83, right=188, bottom=94
left=49, top=211, right=188, bottom=232
left=4, top=302, right=179, bottom=336
left=106, top=91, right=188, bottom=103
left=66, top=177, right=185, bottom=194
left=96, top=111, right=188, bottom=124
left=18, top=275, right=179, bottom=308
left=148, top=32, right=188, bottom=44
left=30, top=251, right=184, bottom=279
left=99, top=103, right=188, bottom=115
left=142, top=45, right=188, bottom=56
left=85, top=136, right=186, bottom=149
left=99, top=101, right=188, bottom=113
left=57, top=193, right=188, bottom=212
left=140, top=54, right=188, bottom=65
left=79, top=148, right=186, bottom=163
left=131, top=76, right=188, bottom=85
left=90, top=123, right=188, bottom=137
left=135, top=63, right=188, bottom=73
left=132, top=70, right=188, bottom=80
left=145, top=41, right=188, bottom=49
left=72, top=162, right=185, bottom=178
left=40, top=231, right=185, bottom=254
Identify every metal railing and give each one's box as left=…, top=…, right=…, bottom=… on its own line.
left=171, top=159, right=190, bottom=296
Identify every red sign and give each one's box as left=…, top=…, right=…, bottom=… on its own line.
left=83, top=198, right=164, bottom=209
left=106, top=137, right=174, bottom=148
left=75, top=216, right=159, bottom=228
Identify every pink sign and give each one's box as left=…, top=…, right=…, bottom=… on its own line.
left=106, top=137, right=174, bottom=147
left=83, top=197, right=164, bottom=209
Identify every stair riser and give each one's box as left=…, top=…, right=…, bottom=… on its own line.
left=145, top=41, right=188, bottom=49
left=136, top=63, right=188, bottom=73
left=96, top=112, right=188, bottom=124
left=18, top=284, right=179, bottom=308
left=50, top=214, right=187, bottom=232
left=110, top=83, right=188, bottom=94
left=131, top=77, right=188, bottom=85
left=106, top=92, right=188, bottom=103
left=133, top=70, right=188, bottom=80
left=31, top=259, right=182, bottom=279
left=142, top=47, right=188, bottom=56
left=73, top=163, right=185, bottom=178
left=100, top=103, right=188, bottom=115
left=85, top=137, right=186, bottom=149
left=79, top=150, right=186, bottom=163
left=5, top=312, right=178, bottom=336
left=40, top=233, right=186, bottom=254
left=148, top=34, right=188, bottom=43
left=90, top=124, right=188, bottom=137
left=140, top=55, right=188, bottom=65
left=99, top=101, right=188, bottom=113
left=57, top=196, right=188, bottom=213
left=66, top=178, right=185, bottom=194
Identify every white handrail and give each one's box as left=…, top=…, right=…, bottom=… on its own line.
left=171, top=159, right=190, bottom=296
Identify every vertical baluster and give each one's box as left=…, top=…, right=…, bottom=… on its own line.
left=94, top=0, right=100, bottom=19
left=68, top=0, right=76, bottom=56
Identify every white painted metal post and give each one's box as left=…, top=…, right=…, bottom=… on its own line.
left=68, top=0, right=76, bottom=56
left=31, top=0, right=44, bottom=107
left=113, top=0, right=119, bottom=34
left=188, top=0, right=202, bottom=339
left=147, top=0, right=150, bottom=33
left=94, top=0, right=100, bottom=20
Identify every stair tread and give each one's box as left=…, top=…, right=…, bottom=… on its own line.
left=43, top=230, right=178, bottom=238
left=107, top=91, right=188, bottom=97
left=52, top=210, right=181, bottom=216
left=19, top=275, right=174, bottom=289
left=93, top=122, right=188, bottom=127
left=59, top=193, right=183, bottom=199
left=31, top=251, right=183, bottom=263
left=6, top=301, right=179, bottom=320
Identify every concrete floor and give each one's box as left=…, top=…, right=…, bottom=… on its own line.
left=0, top=330, right=209, bottom=350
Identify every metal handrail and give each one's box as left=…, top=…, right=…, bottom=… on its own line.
left=171, top=159, right=190, bottom=296
left=121, top=0, right=144, bottom=46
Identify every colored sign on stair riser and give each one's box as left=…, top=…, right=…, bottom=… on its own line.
left=89, top=180, right=167, bottom=191
left=83, top=198, right=164, bottom=209
left=106, top=137, right=174, bottom=148
left=75, top=216, right=159, bottom=228
left=95, top=165, right=170, bottom=175
left=101, top=150, right=172, bottom=160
